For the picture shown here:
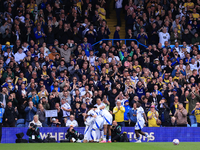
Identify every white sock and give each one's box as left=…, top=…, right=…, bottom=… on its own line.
left=92, top=129, right=97, bottom=141
left=100, top=130, right=104, bottom=139
left=103, top=135, right=106, bottom=141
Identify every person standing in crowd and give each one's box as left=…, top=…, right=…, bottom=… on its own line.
left=115, top=0, right=123, bottom=27
left=3, top=102, right=17, bottom=127
left=187, top=90, right=200, bottom=125
left=172, top=103, right=188, bottom=127
left=158, top=27, right=170, bottom=45
left=113, top=100, right=125, bottom=127
left=147, top=105, right=160, bottom=127
left=25, top=101, right=37, bottom=127
left=127, top=102, right=137, bottom=126
left=191, top=102, right=200, bottom=127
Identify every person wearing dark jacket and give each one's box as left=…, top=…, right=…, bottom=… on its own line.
left=159, top=100, right=171, bottom=126
left=46, top=27, right=55, bottom=45
left=65, top=125, right=79, bottom=142
left=182, top=29, right=193, bottom=44
left=26, top=123, right=42, bottom=143
left=3, top=101, right=18, bottom=127
left=55, top=103, right=63, bottom=124
left=111, top=121, right=122, bottom=142
left=105, top=87, right=119, bottom=111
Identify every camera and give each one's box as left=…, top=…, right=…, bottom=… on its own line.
left=30, top=123, right=37, bottom=129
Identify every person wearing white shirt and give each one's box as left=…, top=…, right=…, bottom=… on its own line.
left=14, top=48, right=26, bottom=64
left=80, top=85, right=93, bottom=97
left=66, top=115, right=78, bottom=127
left=158, top=27, right=170, bottom=45
left=178, top=47, right=187, bottom=59
left=29, top=115, right=42, bottom=127
left=61, top=99, right=72, bottom=118
left=87, top=51, right=96, bottom=66
left=189, top=58, right=198, bottom=71
left=108, top=52, right=120, bottom=64
left=173, top=42, right=181, bottom=53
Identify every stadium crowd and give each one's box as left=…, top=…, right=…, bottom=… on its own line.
left=0, top=0, right=199, bottom=130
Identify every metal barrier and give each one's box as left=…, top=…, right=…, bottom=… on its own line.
left=91, top=39, right=148, bottom=48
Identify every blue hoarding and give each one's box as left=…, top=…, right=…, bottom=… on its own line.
left=2, top=127, right=200, bottom=143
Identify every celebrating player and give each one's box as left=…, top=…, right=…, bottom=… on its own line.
left=135, top=102, right=151, bottom=143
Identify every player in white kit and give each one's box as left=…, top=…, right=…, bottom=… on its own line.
left=94, top=98, right=113, bottom=143
left=83, top=104, right=95, bottom=142
left=91, top=106, right=104, bottom=142
left=135, top=102, right=151, bottom=143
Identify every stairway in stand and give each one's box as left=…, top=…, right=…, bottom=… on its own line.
left=106, top=0, right=126, bottom=41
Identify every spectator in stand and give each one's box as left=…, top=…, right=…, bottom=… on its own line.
left=115, top=0, right=123, bottom=27
left=81, top=37, right=92, bottom=57
left=159, top=99, right=171, bottom=127
left=191, top=32, right=200, bottom=45
left=113, top=100, right=125, bottom=127
left=172, top=103, right=188, bottom=127
left=25, top=101, right=37, bottom=127
left=191, top=102, right=200, bottom=127
left=55, top=103, right=63, bottom=125
left=158, top=27, right=170, bottom=46
left=187, top=90, right=200, bottom=125
left=170, top=28, right=181, bottom=45
left=36, top=103, right=47, bottom=127
left=127, top=102, right=137, bottom=126
left=66, top=114, right=78, bottom=127
left=29, top=115, right=42, bottom=127
left=0, top=87, right=8, bottom=109
left=147, top=105, right=160, bottom=127
left=3, top=102, right=17, bottom=127
left=136, top=27, right=148, bottom=45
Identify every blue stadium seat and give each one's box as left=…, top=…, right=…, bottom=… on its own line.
left=2, top=45, right=14, bottom=50
left=16, top=124, right=25, bottom=127
left=191, top=124, right=197, bottom=127
left=16, top=119, right=25, bottom=127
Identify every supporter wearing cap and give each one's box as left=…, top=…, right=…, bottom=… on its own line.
left=147, top=105, right=160, bottom=127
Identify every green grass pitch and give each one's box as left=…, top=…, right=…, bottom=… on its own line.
left=1, top=142, right=200, bottom=150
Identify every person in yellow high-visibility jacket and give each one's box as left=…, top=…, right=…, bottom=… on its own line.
left=113, top=100, right=125, bottom=127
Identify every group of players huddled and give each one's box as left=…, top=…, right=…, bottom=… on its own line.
left=82, top=98, right=151, bottom=143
